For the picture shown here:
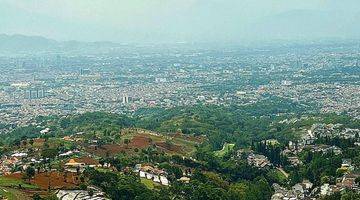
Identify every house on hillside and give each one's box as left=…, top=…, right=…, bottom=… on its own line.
left=178, top=177, right=190, bottom=183
left=247, top=153, right=271, bottom=168
left=64, top=157, right=100, bottom=173
left=0, top=156, right=21, bottom=175
left=135, top=164, right=170, bottom=186
left=320, top=184, right=341, bottom=197
left=59, top=150, right=80, bottom=157
left=40, top=128, right=50, bottom=134
left=65, top=159, right=85, bottom=173
left=160, top=175, right=169, bottom=186
left=272, top=180, right=313, bottom=200
left=336, top=173, right=360, bottom=190
left=288, top=156, right=302, bottom=167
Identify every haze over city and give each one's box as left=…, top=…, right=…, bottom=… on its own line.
left=1, top=0, right=360, bottom=43
left=0, top=1, right=360, bottom=200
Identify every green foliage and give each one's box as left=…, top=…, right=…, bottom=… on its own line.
left=294, top=151, right=342, bottom=186
left=214, top=143, right=235, bottom=157
left=41, top=148, right=58, bottom=159
left=253, top=141, right=288, bottom=166
left=265, top=169, right=287, bottom=185
left=79, top=183, right=88, bottom=190
left=43, top=194, right=59, bottom=200
left=24, top=167, right=36, bottom=180
left=84, top=168, right=167, bottom=200
left=159, top=163, right=183, bottom=179
left=136, top=103, right=303, bottom=149
left=5, top=125, right=42, bottom=145
left=1, top=103, right=358, bottom=200
left=33, top=193, right=42, bottom=200
left=169, top=171, right=273, bottom=200
left=59, top=112, right=135, bottom=134
left=0, top=176, right=38, bottom=189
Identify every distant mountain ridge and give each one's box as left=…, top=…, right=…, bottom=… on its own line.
left=0, top=34, right=58, bottom=52
left=0, top=34, right=122, bottom=54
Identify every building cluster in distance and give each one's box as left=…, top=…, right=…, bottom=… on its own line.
left=1, top=44, right=359, bottom=134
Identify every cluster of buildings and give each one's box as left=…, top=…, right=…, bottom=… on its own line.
left=319, top=172, right=360, bottom=197
left=311, top=123, right=360, bottom=139
left=247, top=153, right=272, bottom=168
left=134, top=164, right=170, bottom=186
left=283, top=123, right=360, bottom=157
left=273, top=122, right=360, bottom=199
left=1, top=44, right=359, bottom=134
left=272, top=180, right=313, bottom=200
left=272, top=171, right=360, bottom=200
left=64, top=158, right=101, bottom=173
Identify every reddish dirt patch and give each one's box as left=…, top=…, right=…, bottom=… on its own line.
left=130, top=135, right=152, bottom=149
left=5, top=171, right=79, bottom=190
left=155, top=142, right=183, bottom=153
left=85, top=135, right=153, bottom=156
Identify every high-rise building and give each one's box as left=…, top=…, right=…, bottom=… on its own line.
left=122, top=95, right=129, bottom=104
left=25, top=89, right=46, bottom=99
left=37, top=89, right=45, bottom=98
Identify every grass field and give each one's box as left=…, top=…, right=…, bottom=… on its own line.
left=0, top=176, right=38, bottom=189
left=141, top=178, right=155, bottom=189
left=266, top=169, right=288, bottom=185
left=0, top=187, right=32, bottom=200
left=0, top=176, right=37, bottom=200
left=214, top=143, right=235, bottom=157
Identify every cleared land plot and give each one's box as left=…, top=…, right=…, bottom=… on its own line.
left=5, top=172, right=78, bottom=190
left=214, top=143, right=235, bottom=157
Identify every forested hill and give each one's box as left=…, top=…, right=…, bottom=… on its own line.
left=0, top=102, right=359, bottom=200
left=4, top=99, right=358, bottom=150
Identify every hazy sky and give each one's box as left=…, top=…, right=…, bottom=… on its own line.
left=1, top=0, right=360, bottom=43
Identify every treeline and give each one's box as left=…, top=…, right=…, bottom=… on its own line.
left=135, top=101, right=305, bottom=149
left=59, top=112, right=136, bottom=133
left=3, top=104, right=299, bottom=148
left=288, top=151, right=342, bottom=186
left=84, top=144, right=276, bottom=200
left=252, top=141, right=288, bottom=166
left=4, top=101, right=359, bottom=150
left=84, top=167, right=273, bottom=200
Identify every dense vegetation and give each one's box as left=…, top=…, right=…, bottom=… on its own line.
left=1, top=100, right=359, bottom=200
left=4, top=99, right=359, bottom=150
